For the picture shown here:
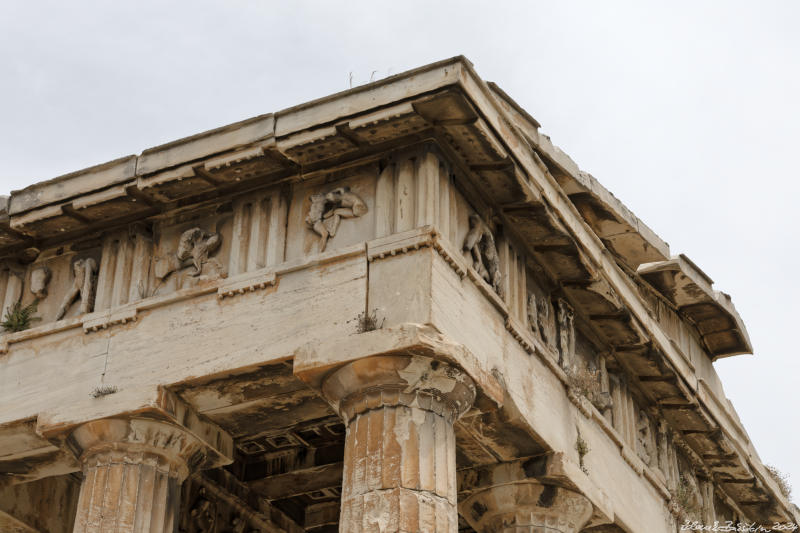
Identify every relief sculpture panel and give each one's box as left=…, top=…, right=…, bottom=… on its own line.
left=305, top=186, right=368, bottom=252
left=153, top=213, right=231, bottom=293
left=176, top=228, right=224, bottom=278
left=55, top=258, right=97, bottom=320
left=29, top=265, right=51, bottom=300
left=286, top=167, right=375, bottom=260
left=463, top=213, right=502, bottom=297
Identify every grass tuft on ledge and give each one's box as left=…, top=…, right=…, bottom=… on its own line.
left=1, top=300, right=40, bottom=333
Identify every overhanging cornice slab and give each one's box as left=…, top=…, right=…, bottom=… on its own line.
left=638, top=254, right=753, bottom=359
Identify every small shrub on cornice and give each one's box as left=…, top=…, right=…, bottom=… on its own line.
left=91, top=385, right=118, bottom=398
left=354, top=309, right=385, bottom=333
left=1, top=300, right=40, bottom=333
left=765, top=464, right=792, bottom=500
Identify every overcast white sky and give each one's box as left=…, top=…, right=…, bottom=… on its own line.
left=1, top=0, right=797, bottom=501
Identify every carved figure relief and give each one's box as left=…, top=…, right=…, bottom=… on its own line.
left=179, top=484, right=259, bottom=533
left=185, top=494, right=217, bottom=533
left=589, top=372, right=613, bottom=414
left=55, top=258, right=97, bottom=320
left=177, top=228, right=223, bottom=277
left=29, top=265, right=51, bottom=299
left=219, top=516, right=249, bottom=533
left=656, top=419, right=671, bottom=477
left=557, top=298, right=575, bottom=367
left=156, top=227, right=225, bottom=285
left=463, top=214, right=502, bottom=296
left=305, top=186, right=368, bottom=252
left=527, top=293, right=539, bottom=334
left=527, top=291, right=558, bottom=349
left=636, top=409, right=654, bottom=465
left=678, top=468, right=703, bottom=518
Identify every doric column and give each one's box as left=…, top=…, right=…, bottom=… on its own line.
left=66, top=417, right=218, bottom=533
left=322, top=355, right=476, bottom=533
left=460, top=481, right=593, bottom=533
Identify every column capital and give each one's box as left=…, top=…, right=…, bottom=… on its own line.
left=66, top=417, right=221, bottom=482
left=323, top=355, right=475, bottom=532
left=321, top=354, right=476, bottom=424
left=460, top=481, right=593, bottom=533
left=62, top=416, right=232, bottom=533
left=36, top=386, right=234, bottom=475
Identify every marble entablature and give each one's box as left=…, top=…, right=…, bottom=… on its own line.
left=0, top=57, right=792, bottom=533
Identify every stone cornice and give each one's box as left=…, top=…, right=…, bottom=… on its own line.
left=0, top=56, right=787, bottom=523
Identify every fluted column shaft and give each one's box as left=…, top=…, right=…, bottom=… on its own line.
left=68, top=418, right=211, bottom=533
left=73, top=449, right=183, bottom=532
left=460, top=481, right=593, bottom=533
left=323, top=355, right=476, bottom=533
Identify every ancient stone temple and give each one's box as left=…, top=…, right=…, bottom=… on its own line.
left=0, top=57, right=795, bottom=533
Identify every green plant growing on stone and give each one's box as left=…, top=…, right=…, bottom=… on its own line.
left=765, top=464, right=792, bottom=500
left=91, top=385, right=118, bottom=398
left=1, top=300, right=40, bottom=333
left=355, top=308, right=385, bottom=333
left=575, top=429, right=589, bottom=474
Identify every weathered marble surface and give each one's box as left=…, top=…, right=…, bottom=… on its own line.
left=0, top=57, right=792, bottom=532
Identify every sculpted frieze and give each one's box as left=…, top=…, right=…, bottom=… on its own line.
left=177, top=228, right=224, bottom=278
left=463, top=213, right=502, bottom=297
left=155, top=227, right=226, bottom=287
left=179, top=481, right=260, bottom=533
left=557, top=298, right=575, bottom=367
left=305, top=186, right=368, bottom=252
left=184, top=492, right=217, bottom=533
left=55, top=258, right=97, bottom=320
left=29, top=265, right=51, bottom=300
left=636, top=409, right=655, bottom=466
left=527, top=291, right=557, bottom=349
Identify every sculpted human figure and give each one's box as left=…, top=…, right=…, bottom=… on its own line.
left=305, top=186, right=368, bottom=252
left=177, top=227, right=222, bottom=277
left=637, top=409, right=654, bottom=465
left=186, top=496, right=216, bottom=533
left=55, top=258, right=97, bottom=320
left=306, top=193, right=332, bottom=251
left=527, top=293, right=539, bottom=334
left=557, top=298, right=575, bottom=367
left=29, top=265, right=51, bottom=299
left=463, top=213, right=502, bottom=296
